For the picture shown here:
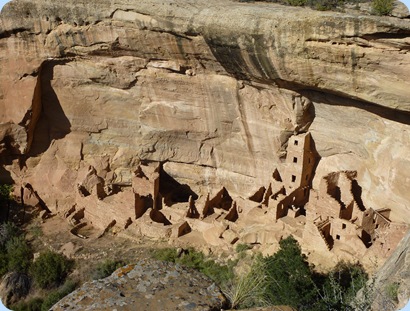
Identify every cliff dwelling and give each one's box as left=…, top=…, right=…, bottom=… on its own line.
left=0, top=0, right=409, bottom=286
left=17, top=131, right=404, bottom=269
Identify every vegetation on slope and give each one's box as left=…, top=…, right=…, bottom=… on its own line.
left=0, top=221, right=75, bottom=311
left=152, top=247, right=236, bottom=286
left=0, top=184, right=76, bottom=311
left=152, top=236, right=373, bottom=310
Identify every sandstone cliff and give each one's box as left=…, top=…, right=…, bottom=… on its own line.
left=0, top=0, right=409, bottom=240
left=372, top=229, right=410, bottom=309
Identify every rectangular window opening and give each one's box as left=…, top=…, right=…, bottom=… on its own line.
left=336, top=235, right=340, bottom=240
left=293, top=157, right=298, bottom=163
left=294, top=140, right=298, bottom=146
left=342, top=224, right=346, bottom=229
left=291, top=175, right=296, bottom=183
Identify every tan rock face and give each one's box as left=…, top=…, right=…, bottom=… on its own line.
left=0, top=0, right=409, bottom=233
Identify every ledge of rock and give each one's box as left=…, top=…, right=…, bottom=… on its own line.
left=51, top=259, right=227, bottom=311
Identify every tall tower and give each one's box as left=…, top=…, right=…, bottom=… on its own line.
left=282, top=133, right=315, bottom=192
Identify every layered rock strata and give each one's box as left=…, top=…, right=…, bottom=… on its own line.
left=0, top=0, right=409, bottom=266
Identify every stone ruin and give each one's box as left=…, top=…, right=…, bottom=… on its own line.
left=304, top=171, right=408, bottom=259
left=18, top=132, right=408, bottom=266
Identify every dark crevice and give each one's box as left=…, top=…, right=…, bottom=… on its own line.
left=0, top=28, right=30, bottom=39
left=23, top=183, right=52, bottom=213
left=360, top=32, right=410, bottom=40
left=28, top=59, right=72, bottom=157
left=159, top=166, right=198, bottom=206
left=0, top=161, right=13, bottom=184
left=18, top=71, right=39, bottom=80
left=244, top=77, right=410, bottom=127
left=351, top=180, right=366, bottom=212
left=125, top=78, right=138, bottom=89
left=301, top=89, right=410, bottom=126
left=148, top=28, right=194, bottom=41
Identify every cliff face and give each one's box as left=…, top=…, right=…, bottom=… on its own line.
left=372, top=229, right=410, bottom=310
left=0, top=0, right=409, bottom=222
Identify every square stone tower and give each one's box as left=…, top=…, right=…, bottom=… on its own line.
left=282, top=133, right=316, bottom=192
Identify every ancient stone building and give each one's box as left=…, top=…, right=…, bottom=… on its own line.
left=304, top=171, right=406, bottom=258
left=267, top=132, right=317, bottom=220
left=21, top=131, right=407, bottom=266
left=282, top=133, right=316, bottom=192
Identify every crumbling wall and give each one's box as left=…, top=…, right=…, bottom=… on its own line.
left=331, top=218, right=357, bottom=243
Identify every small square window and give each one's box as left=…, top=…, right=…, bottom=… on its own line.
left=336, top=235, right=340, bottom=240
left=294, top=140, right=298, bottom=146
left=293, top=157, right=298, bottom=163
left=291, top=175, right=296, bottom=183
left=342, top=224, right=346, bottom=229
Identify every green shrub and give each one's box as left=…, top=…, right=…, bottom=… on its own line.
left=0, top=222, right=27, bottom=277
left=152, top=247, right=179, bottom=262
left=30, top=251, right=73, bottom=289
left=235, top=243, right=251, bottom=253
left=261, top=236, right=316, bottom=309
left=0, top=222, right=19, bottom=247
left=223, top=258, right=268, bottom=309
left=372, top=0, right=394, bottom=15
left=316, top=262, right=368, bottom=310
left=29, top=224, right=43, bottom=238
left=11, top=280, right=77, bottom=311
left=0, top=252, right=8, bottom=276
left=6, top=236, right=31, bottom=273
left=40, top=279, right=77, bottom=311
left=92, top=259, right=125, bottom=280
left=307, top=0, right=343, bottom=10
left=237, top=0, right=370, bottom=11
left=0, top=184, right=13, bottom=201
left=153, top=247, right=235, bottom=286
left=10, top=297, right=44, bottom=311
left=284, top=0, right=307, bottom=5
left=385, top=282, right=399, bottom=303
left=41, top=291, right=62, bottom=311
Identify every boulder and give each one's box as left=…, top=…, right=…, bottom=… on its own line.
left=51, top=259, right=227, bottom=310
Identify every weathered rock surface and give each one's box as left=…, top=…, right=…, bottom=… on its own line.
left=51, top=259, right=227, bottom=311
left=372, top=229, right=410, bottom=310
left=0, top=0, right=409, bottom=264
left=0, top=272, right=30, bottom=306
